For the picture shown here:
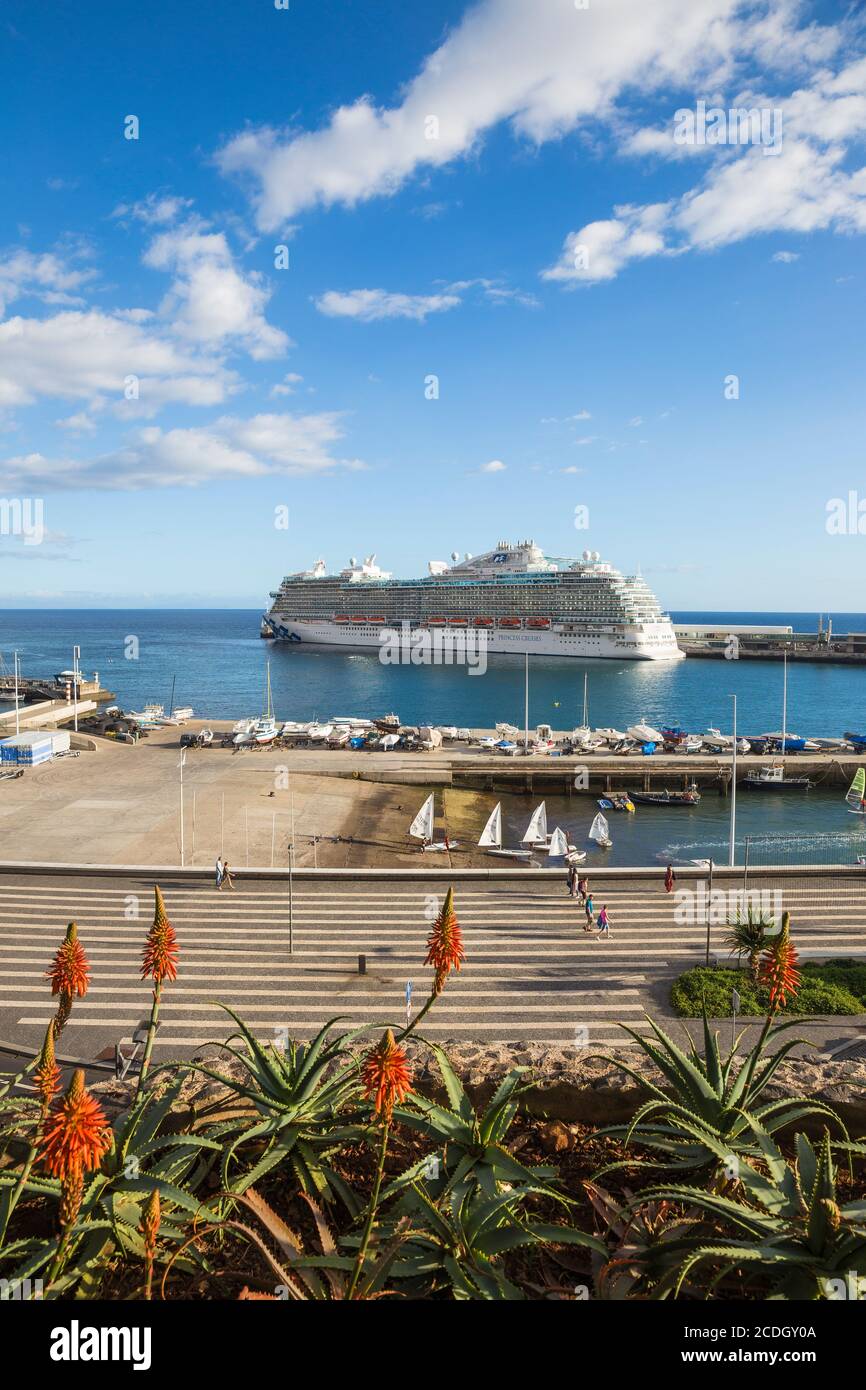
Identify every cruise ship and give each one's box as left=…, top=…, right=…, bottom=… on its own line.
left=262, top=540, right=685, bottom=661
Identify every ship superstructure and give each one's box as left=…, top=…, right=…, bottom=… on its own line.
left=263, top=540, right=684, bottom=661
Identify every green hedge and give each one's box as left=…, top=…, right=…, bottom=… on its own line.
left=670, top=959, right=866, bottom=1017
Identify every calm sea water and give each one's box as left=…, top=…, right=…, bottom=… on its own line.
left=2, top=609, right=865, bottom=864
left=1, top=609, right=864, bottom=734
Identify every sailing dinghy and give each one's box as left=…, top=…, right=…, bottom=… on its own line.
left=478, top=803, right=533, bottom=860
left=846, top=768, right=866, bottom=815
left=588, top=812, right=613, bottom=849
left=521, top=802, right=549, bottom=846
left=409, top=794, right=458, bottom=852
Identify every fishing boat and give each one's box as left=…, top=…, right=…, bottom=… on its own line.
left=845, top=768, right=866, bottom=814
left=844, top=731, right=866, bottom=750
left=409, top=793, right=458, bottom=852
left=375, top=713, right=401, bottom=732
left=588, top=812, right=612, bottom=849
left=629, top=787, right=701, bottom=806
left=743, top=765, right=812, bottom=791
left=172, top=706, right=194, bottom=723
left=477, top=803, right=533, bottom=860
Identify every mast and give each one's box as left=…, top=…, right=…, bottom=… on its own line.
left=781, top=650, right=787, bottom=770
left=524, top=651, right=529, bottom=753
left=582, top=672, right=588, bottom=727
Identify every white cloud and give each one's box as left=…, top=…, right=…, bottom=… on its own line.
left=0, top=310, right=235, bottom=412
left=0, top=248, right=95, bottom=316
left=315, top=288, right=461, bottom=322
left=481, top=459, right=506, bottom=473
left=545, top=53, right=866, bottom=283
left=0, top=411, right=362, bottom=491
left=270, top=371, right=303, bottom=397
left=143, top=221, right=289, bottom=358
left=56, top=411, right=97, bottom=432
left=217, top=0, right=747, bottom=231
left=772, top=249, right=800, bottom=262
left=112, top=194, right=193, bottom=225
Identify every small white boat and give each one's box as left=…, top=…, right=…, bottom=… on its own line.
left=172, top=706, right=194, bottom=723
left=521, top=802, right=549, bottom=846
left=547, top=827, right=570, bottom=857
left=495, top=722, right=520, bottom=739
left=477, top=736, right=498, bottom=750
left=588, top=812, right=613, bottom=849
left=253, top=718, right=279, bottom=744
left=200, top=728, right=213, bottom=745
left=681, top=736, right=703, bottom=754
left=409, top=794, right=458, bottom=852
left=131, top=703, right=164, bottom=721
left=233, top=718, right=255, bottom=735
left=308, top=723, right=335, bottom=741
left=478, top=803, right=533, bottom=860
left=594, top=728, right=624, bottom=743
left=627, top=722, right=664, bottom=744
left=496, top=740, right=520, bottom=756
left=281, top=721, right=311, bottom=736
left=331, top=716, right=373, bottom=728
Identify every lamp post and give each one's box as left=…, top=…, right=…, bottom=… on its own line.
left=523, top=652, right=529, bottom=754
left=13, top=650, right=20, bottom=736
left=72, top=645, right=81, bottom=733
left=178, top=750, right=186, bottom=866
left=287, top=782, right=295, bottom=956
left=729, top=694, right=737, bottom=867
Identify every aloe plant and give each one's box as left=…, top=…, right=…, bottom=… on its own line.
left=593, top=1009, right=846, bottom=1178
left=387, top=1043, right=558, bottom=1203
left=376, top=1182, right=603, bottom=1299
left=625, top=1125, right=866, bottom=1300
left=182, top=1008, right=371, bottom=1212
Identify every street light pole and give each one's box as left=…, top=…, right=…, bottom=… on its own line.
left=288, top=782, right=295, bottom=956
left=179, top=750, right=186, bottom=866
left=729, top=694, right=737, bottom=867
left=72, top=645, right=81, bottom=733
left=13, top=650, right=20, bottom=736
left=523, top=651, right=529, bottom=753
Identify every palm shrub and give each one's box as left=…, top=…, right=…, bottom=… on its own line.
left=723, top=906, right=775, bottom=981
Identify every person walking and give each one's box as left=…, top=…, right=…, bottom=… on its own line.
left=219, top=860, right=236, bottom=891
left=664, top=863, right=676, bottom=894
left=577, top=874, right=588, bottom=904
left=583, top=892, right=595, bottom=932
left=566, top=862, right=577, bottom=897
left=214, top=855, right=224, bottom=891
left=596, top=904, right=611, bottom=937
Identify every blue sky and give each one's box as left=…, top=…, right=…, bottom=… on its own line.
left=1, top=0, right=865, bottom=608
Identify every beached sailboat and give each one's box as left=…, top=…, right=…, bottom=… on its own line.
left=409, top=793, right=458, bottom=852
left=846, top=768, right=866, bottom=815
left=478, top=803, right=533, bottom=860
left=744, top=654, right=811, bottom=791
left=588, top=811, right=612, bottom=849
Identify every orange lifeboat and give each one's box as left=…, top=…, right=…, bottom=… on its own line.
left=426, top=616, right=447, bottom=627
left=526, top=618, right=551, bottom=630
left=351, top=615, right=367, bottom=624
left=499, top=617, right=522, bottom=629
left=334, top=614, right=350, bottom=624
left=448, top=616, right=469, bottom=627
left=368, top=615, right=386, bottom=624
left=474, top=617, right=494, bottom=628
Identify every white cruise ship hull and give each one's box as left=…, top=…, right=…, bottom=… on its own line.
left=263, top=616, right=684, bottom=661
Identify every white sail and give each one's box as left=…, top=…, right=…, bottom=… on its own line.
left=409, top=794, right=435, bottom=841
left=547, top=827, right=569, bottom=857
left=478, top=803, right=502, bottom=848
left=589, top=812, right=610, bottom=843
left=521, top=801, right=548, bottom=844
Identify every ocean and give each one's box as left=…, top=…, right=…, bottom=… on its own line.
left=1, top=609, right=864, bottom=865
left=1, top=609, right=864, bottom=734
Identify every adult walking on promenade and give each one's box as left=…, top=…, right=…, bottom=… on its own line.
left=583, top=891, right=595, bottom=932
left=596, top=904, right=611, bottom=938
left=664, top=863, right=676, bottom=894
left=577, top=874, right=588, bottom=904
left=566, top=861, right=578, bottom=897
left=219, top=860, right=236, bottom=891
left=215, top=855, right=224, bottom=890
